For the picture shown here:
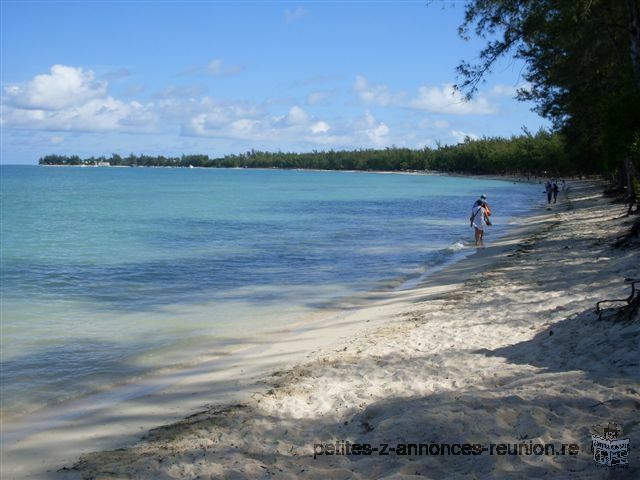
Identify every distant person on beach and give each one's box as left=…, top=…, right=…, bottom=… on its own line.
left=470, top=197, right=490, bottom=245
left=552, top=181, right=559, bottom=203
left=545, top=181, right=553, bottom=204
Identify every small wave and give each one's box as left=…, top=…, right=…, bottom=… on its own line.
left=445, top=240, right=466, bottom=253
left=396, top=239, right=475, bottom=291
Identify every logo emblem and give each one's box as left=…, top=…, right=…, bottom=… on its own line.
left=591, top=423, right=630, bottom=469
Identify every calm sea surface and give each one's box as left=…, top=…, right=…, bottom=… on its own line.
left=0, top=165, right=539, bottom=419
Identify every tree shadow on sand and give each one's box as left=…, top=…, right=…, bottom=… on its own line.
left=67, top=304, right=640, bottom=480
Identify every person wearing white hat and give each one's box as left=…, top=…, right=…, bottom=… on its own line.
left=472, top=194, right=492, bottom=217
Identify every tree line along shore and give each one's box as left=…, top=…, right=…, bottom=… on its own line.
left=39, top=130, right=571, bottom=176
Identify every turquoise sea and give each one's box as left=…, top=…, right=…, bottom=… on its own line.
left=0, top=165, right=539, bottom=419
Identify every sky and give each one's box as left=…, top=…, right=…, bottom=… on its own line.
left=0, top=1, right=549, bottom=165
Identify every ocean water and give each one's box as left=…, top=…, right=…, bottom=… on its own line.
left=0, top=165, right=539, bottom=419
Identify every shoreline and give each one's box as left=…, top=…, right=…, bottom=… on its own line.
left=20, top=163, right=572, bottom=182
left=2, top=180, right=638, bottom=478
left=0, top=169, right=535, bottom=424
left=0, top=178, right=545, bottom=478
left=0, top=206, right=535, bottom=477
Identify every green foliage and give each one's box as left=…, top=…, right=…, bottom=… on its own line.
left=37, top=131, right=577, bottom=175
left=457, top=0, right=640, bottom=177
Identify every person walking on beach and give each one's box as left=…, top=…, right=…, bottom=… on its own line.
left=472, top=193, right=491, bottom=218
left=470, top=197, right=489, bottom=245
left=552, top=180, right=559, bottom=203
left=545, top=181, right=553, bottom=204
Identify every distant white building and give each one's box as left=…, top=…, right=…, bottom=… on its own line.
left=96, top=161, right=110, bottom=167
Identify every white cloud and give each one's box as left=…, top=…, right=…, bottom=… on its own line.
left=158, top=96, right=257, bottom=124
left=2, top=97, right=157, bottom=133
left=1, top=65, right=157, bottom=133
left=285, top=105, right=310, bottom=125
left=182, top=103, right=263, bottom=138
left=2, top=65, right=499, bottom=153
left=354, top=75, right=402, bottom=106
left=408, top=84, right=496, bottom=115
left=3, top=65, right=107, bottom=110
left=303, top=112, right=391, bottom=149
left=182, top=103, right=391, bottom=151
left=184, top=104, right=299, bottom=142
left=366, top=122, right=390, bottom=145
left=354, top=76, right=496, bottom=115
left=229, top=118, right=260, bottom=136
left=206, top=59, right=244, bottom=77
left=360, top=110, right=376, bottom=127
left=310, top=121, right=330, bottom=134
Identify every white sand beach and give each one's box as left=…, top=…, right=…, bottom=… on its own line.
left=2, top=180, right=638, bottom=479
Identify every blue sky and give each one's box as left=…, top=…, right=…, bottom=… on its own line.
left=0, top=1, right=549, bottom=164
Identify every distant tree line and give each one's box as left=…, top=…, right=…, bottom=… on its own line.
left=39, top=130, right=579, bottom=176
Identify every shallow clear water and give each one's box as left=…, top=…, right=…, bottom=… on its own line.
left=0, top=165, right=539, bottom=418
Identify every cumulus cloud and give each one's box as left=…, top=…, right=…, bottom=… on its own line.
left=2, top=97, right=157, bottom=133
left=408, top=84, right=496, bottom=115
left=354, top=75, right=402, bottom=106
left=180, top=102, right=264, bottom=137
left=184, top=105, right=330, bottom=145
left=3, top=65, right=107, bottom=110
left=156, top=96, right=256, bottom=124
left=1, top=65, right=157, bottom=133
left=357, top=111, right=390, bottom=145
left=182, top=101, right=390, bottom=151
left=310, top=121, right=330, bottom=134
left=183, top=103, right=301, bottom=142
left=3, top=65, right=484, bottom=152
left=366, top=122, right=390, bottom=145
left=304, top=111, right=390, bottom=148
left=285, top=105, right=310, bottom=125
left=354, top=75, right=497, bottom=115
